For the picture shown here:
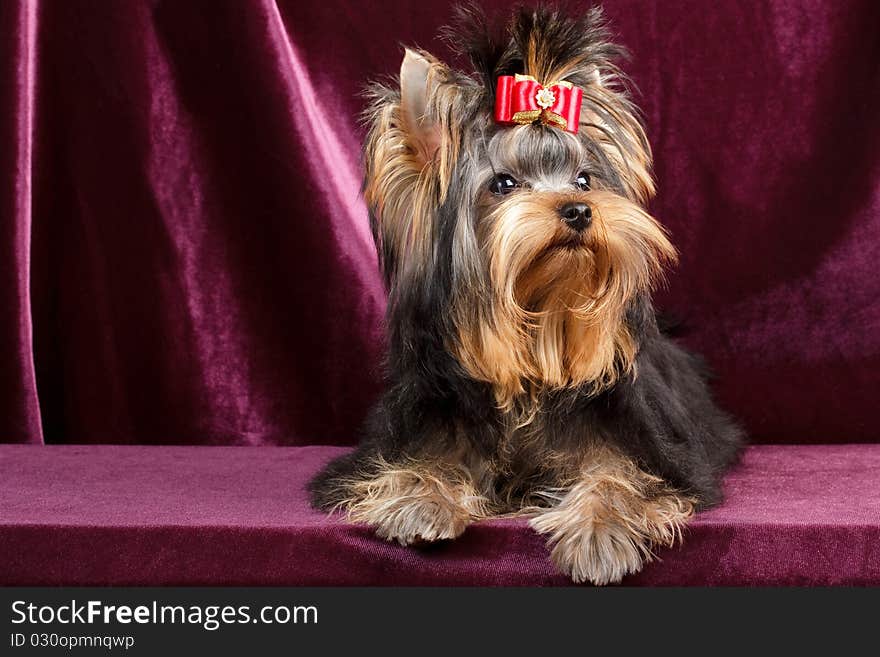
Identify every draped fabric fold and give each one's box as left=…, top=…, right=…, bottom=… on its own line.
left=1, top=0, right=879, bottom=446
left=0, top=0, right=42, bottom=444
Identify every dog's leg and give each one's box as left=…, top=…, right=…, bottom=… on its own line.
left=529, top=446, right=694, bottom=585
left=333, top=456, right=491, bottom=546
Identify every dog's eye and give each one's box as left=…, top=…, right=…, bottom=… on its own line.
left=574, top=171, right=591, bottom=191
left=489, top=173, right=518, bottom=195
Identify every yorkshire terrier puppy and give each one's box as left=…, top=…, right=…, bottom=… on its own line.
left=310, top=5, right=743, bottom=585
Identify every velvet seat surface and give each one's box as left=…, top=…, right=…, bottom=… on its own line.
left=2, top=444, right=878, bottom=586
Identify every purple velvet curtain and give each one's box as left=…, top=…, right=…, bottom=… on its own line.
left=2, top=0, right=878, bottom=446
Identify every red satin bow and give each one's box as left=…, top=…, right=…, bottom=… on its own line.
left=494, top=74, right=583, bottom=134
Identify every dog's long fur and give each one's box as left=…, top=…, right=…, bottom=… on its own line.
left=310, top=5, right=744, bottom=584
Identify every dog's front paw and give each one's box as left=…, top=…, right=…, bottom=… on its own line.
left=530, top=506, right=648, bottom=585
left=362, top=495, right=469, bottom=545
left=530, top=490, right=693, bottom=585
left=342, top=461, right=487, bottom=546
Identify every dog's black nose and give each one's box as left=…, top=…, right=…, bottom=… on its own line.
left=558, top=202, right=592, bottom=232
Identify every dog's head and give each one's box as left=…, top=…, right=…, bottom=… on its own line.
left=364, top=6, right=676, bottom=408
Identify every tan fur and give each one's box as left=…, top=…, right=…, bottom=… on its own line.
left=334, top=457, right=491, bottom=545
left=523, top=20, right=582, bottom=87
left=452, top=190, right=676, bottom=411
left=529, top=446, right=694, bottom=585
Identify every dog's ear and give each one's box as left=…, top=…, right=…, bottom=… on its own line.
left=398, top=48, right=466, bottom=202
left=362, top=49, right=468, bottom=286
left=361, top=49, right=454, bottom=287
left=400, top=49, right=444, bottom=168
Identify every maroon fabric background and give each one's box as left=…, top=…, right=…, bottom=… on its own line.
left=2, top=0, right=878, bottom=446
